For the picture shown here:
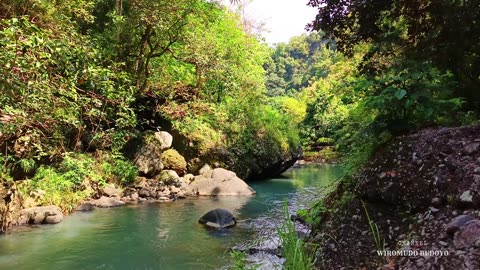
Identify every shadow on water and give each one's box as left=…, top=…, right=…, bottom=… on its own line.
left=0, top=164, right=342, bottom=270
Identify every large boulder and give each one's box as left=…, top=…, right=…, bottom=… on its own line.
left=18, top=206, right=64, bottom=225
left=198, top=208, right=236, bottom=229
left=187, top=168, right=256, bottom=196
left=124, top=131, right=174, bottom=177
left=162, top=149, right=187, bottom=175
left=90, top=196, right=126, bottom=208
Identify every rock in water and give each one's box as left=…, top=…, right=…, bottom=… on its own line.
left=187, top=168, right=256, bottom=196
left=198, top=208, right=236, bottom=229
left=18, top=206, right=64, bottom=225
left=75, top=202, right=94, bottom=211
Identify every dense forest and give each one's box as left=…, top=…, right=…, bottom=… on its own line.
left=0, top=0, right=303, bottom=211
left=1, top=0, right=480, bottom=269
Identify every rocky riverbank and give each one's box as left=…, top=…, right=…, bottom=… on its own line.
left=308, top=126, right=480, bottom=269
left=1, top=131, right=258, bottom=232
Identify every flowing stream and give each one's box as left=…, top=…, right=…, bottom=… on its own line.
left=0, top=164, right=342, bottom=270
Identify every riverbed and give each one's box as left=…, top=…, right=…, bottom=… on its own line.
left=0, top=164, right=342, bottom=270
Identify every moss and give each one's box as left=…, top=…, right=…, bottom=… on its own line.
left=162, top=149, right=187, bottom=175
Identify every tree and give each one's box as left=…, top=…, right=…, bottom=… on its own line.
left=307, top=0, right=480, bottom=108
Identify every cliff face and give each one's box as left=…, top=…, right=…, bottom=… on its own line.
left=0, top=183, right=23, bottom=233
left=170, top=128, right=301, bottom=181
left=309, top=126, right=480, bottom=269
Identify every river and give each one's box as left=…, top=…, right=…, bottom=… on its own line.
left=0, top=164, right=342, bottom=270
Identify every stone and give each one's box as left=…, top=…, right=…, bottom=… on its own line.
left=18, top=206, right=64, bottom=225
left=158, top=170, right=181, bottom=186
left=460, top=190, right=474, bottom=204
left=138, top=189, right=151, bottom=198
left=184, top=174, right=195, bottom=183
left=134, top=177, right=148, bottom=189
left=464, top=143, right=480, bottom=155
left=199, top=164, right=213, bottom=178
left=90, top=196, right=126, bottom=208
left=124, top=132, right=165, bottom=177
left=162, top=149, right=187, bottom=175
left=454, top=220, right=480, bottom=249
left=154, top=131, right=173, bottom=150
left=75, top=202, right=94, bottom=211
left=155, top=191, right=167, bottom=198
left=431, top=197, right=442, bottom=207
left=170, top=186, right=180, bottom=194
left=198, top=208, right=236, bottom=229
left=102, top=184, right=122, bottom=197
left=211, top=168, right=236, bottom=182
left=176, top=178, right=189, bottom=189
left=474, top=167, right=480, bottom=174
left=157, top=196, right=172, bottom=202
left=187, top=168, right=256, bottom=196
left=177, top=192, right=187, bottom=199
left=130, top=192, right=139, bottom=201
left=446, top=215, right=475, bottom=235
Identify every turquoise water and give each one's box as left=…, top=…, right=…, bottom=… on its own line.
left=0, top=164, right=342, bottom=270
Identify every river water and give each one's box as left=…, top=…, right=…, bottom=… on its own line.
left=0, top=164, right=342, bottom=270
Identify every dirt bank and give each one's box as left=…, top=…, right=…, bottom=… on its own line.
left=309, top=126, right=480, bottom=269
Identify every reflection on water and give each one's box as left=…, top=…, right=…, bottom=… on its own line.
left=0, top=164, right=341, bottom=270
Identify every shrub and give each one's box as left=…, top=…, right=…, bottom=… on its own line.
left=23, top=166, right=92, bottom=213
left=111, top=158, right=137, bottom=184
left=59, top=153, right=95, bottom=186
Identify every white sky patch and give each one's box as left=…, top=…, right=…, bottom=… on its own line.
left=248, top=0, right=317, bottom=44
left=222, top=0, right=318, bottom=45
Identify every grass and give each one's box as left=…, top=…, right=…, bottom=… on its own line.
left=228, top=250, right=258, bottom=270
left=361, top=200, right=384, bottom=251
left=278, top=202, right=316, bottom=270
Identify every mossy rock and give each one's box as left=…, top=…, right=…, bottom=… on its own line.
left=162, top=149, right=187, bottom=175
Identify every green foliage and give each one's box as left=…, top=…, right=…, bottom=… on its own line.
left=59, top=153, right=96, bottom=186
left=278, top=202, right=316, bottom=270
left=0, top=16, right=136, bottom=171
left=111, top=158, right=137, bottom=184
left=361, top=200, right=384, bottom=251
left=99, top=154, right=137, bottom=185
left=308, top=0, right=480, bottom=108
left=264, top=32, right=332, bottom=96
left=23, top=166, right=92, bottom=213
left=317, top=147, right=339, bottom=162
left=228, top=250, right=257, bottom=270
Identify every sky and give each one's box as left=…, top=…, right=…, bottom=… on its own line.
left=224, top=0, right=318, bottom=45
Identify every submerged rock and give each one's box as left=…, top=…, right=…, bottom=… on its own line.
left=18, top=206, right=63, bottom=225
left=199, top=208, right=236, bottom=229
left=187, top=168, right=256, bottom=196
